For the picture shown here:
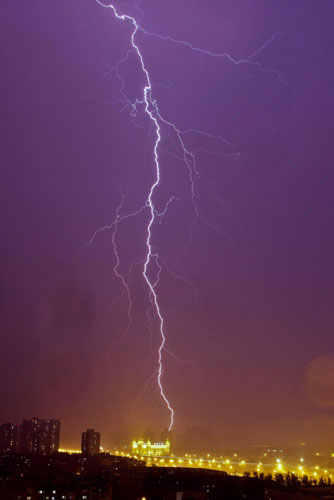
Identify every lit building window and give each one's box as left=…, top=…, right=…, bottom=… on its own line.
left=131, top=439, right=170, bottom=456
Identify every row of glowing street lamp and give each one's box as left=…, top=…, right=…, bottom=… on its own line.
left=115, top=450, right=334, bottom=480
left=59, top=448, right=334, bottom=480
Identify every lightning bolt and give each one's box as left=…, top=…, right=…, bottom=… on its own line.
left=95, top=0, right=177, bottom=429
left=90, top=0, right=296, bottom=431
left=138, top=28, right=297, bottom=103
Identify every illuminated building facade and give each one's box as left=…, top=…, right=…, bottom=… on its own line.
left=19, top=417, right=60, bottom=454
left=132, top=439, right=170, bottom=457
left=81, top=428, right=100, bottom=455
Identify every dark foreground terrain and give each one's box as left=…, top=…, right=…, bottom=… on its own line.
left=1, top=452, right=334, bottom=499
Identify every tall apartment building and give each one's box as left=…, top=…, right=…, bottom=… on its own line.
left=81, top=429, right=100, bottom=455
left=0, top=423, right=18, bottom=453
left=19, top=417, right=61, bottom=454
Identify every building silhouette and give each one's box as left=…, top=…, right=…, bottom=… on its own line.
left=81, top=429, right=100, bottom=455
left=0, top=423, right=18, bottom=453
left=19, top=417, right=60, bottom=454
left=143, top=428, right=155, bottom=443
left=160, top=428, right=172, bottom=443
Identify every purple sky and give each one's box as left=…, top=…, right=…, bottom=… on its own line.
left=1, top=0, right=334, bottom=450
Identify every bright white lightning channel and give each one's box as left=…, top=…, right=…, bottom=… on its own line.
left=94, top=0, right=296, bottom=430
left=96, top=0, right=174, bottom=429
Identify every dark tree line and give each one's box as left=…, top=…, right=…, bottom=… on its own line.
left=248, top=470, right=331, bottom=487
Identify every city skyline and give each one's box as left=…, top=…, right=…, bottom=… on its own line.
left=2, top=414, right=334, bottom=489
